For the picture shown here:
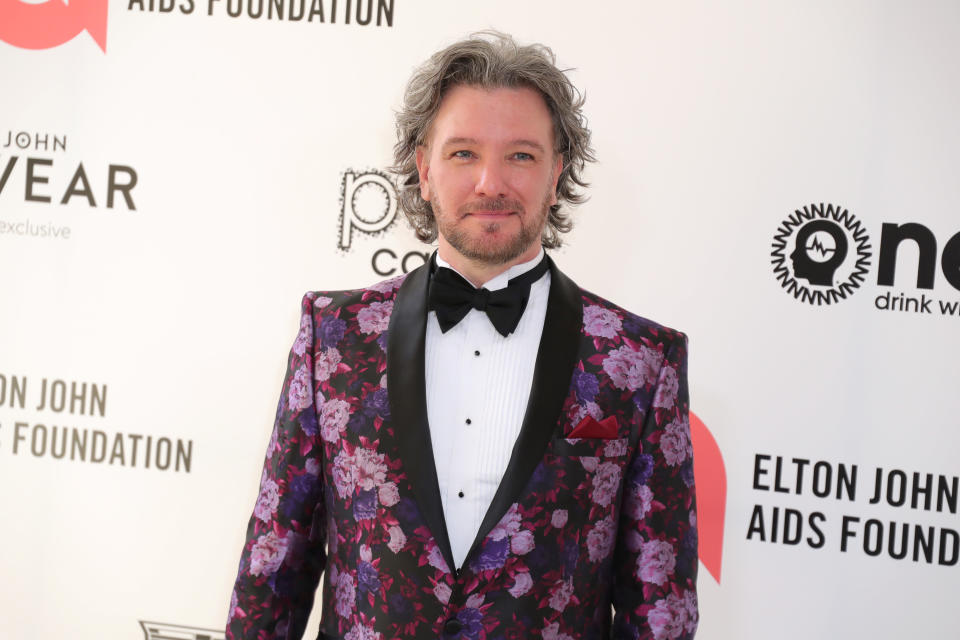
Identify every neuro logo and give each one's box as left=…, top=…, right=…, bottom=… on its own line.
left=338, top=169, right=398, bottom=250
left=690, top=410, right=725, bottom=583
left=0, top=0, right=108, bottom=52
left=139, top=621, right=225, bottom=640
left=771, top=203, right=872, bottom=305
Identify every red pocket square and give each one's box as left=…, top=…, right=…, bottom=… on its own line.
left=568, top=415, right=618, bottom=439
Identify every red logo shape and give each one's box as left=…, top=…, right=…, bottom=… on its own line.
left=690, top=410, right=726, bottom=583
left=0, top=0, right=108, bottom=52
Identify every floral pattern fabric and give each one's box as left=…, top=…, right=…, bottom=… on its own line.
left=227, top=274, right=697, bottom=640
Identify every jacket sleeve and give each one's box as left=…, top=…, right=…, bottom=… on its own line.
left=226, top=293, right=328, bottom=640
left=611, top=332, right=698, bottom=640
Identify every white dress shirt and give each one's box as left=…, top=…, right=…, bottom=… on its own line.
left=424, top=248, right=551, bottom=571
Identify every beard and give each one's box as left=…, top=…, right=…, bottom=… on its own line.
left=430, top=187, right=553, bottom=266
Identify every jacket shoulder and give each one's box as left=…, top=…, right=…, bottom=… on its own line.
left=302, top=273, right=409, bottom=315
left=578, top=286, right=688, bottom=346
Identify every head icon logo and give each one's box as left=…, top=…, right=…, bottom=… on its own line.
left=790, top=219, right=849, bottom=286
left=772, top=203, right=872, bottom=305
left=0, top=0, right=108, bottom=52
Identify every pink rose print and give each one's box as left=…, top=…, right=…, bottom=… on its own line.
left=510, top=530, right=535, bottom=555
left=637, top=539, right=676, bottom=586
left=649, top=591, right=698, bottom=640
left=368, top=274, right=405, bottom=294
left=508, top=571, right=533, bottom=598
left=249, top=530, right=288, bottom=576
left=314, top=295, right=333, bottom=309
left=320, top=398, right=351, bottom=443
left=332, top=451, right=356, bottom=499
left=314, top=347, right=342, bottom=383
left=548, top=578, right=575, bottom=612
left=653, top=364, right=679, bottom=409
left=254, top=478, right=279, bottom=523
left=568, top=401, right=603, bottom=426
left=604, top=438, right=628, bottom=457
left=387, top=525, right=406, bottom=554
left=601, top=344, right=661, bottom=391
left=465, top=593, right=485, bottom=609
left=433, top=581, right=452, bottom=604
left=334, top=571, right=356, bottom=618
left=625, top=484, right=655, bottom=520
left=427, top=544, right=449, bottom=572
left=661, top=417, right=692, bottom=466
left=378, top=481, right=400, bottom=507
left=591, top=461, right=622, bottom=507
left=357, top=301, right=393, bottom=335
left=586, top=515, right=615, bottom=562
left=287, top=364, right=312, bottom=412
left=551, top=509, right=568, bottom=528
left=581, top=456, right=599, bottom=473
left=292, top=315, right=311, bottom=356
left=344, top=623, right=381, bottom=640
left=354, top=447, right=387, bottom=491
left=490, top=503, right=522, bottom=541
left=583, top=305, right=623, bottom=339
left=541, top=621, right=575, bottom=640
left=305, top=458, right=320, bottom=476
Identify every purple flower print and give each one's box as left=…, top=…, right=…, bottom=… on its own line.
left=363, top=387, right=390, bottom=418
left=334, top=571, right=356, bottom=618
left=292, top=315, right=311, bottom=356
left=586, top=515, right=616, bottom=562
left=287, top=364, right=312, bottom=412
left=318, top=316, right=346, bottom=349
left=602, top=344, right=661, bottom=391
left=320, top=398, right=351, bottom=443
left=357, top=301, right=393, bottom=335
left=353, top=488, right=377, bottom=521
left=254, top=478, right=279, bottom=523
left=313, top=295, right=333, bottom=309
left=629, top=453, right=655, bottom=486
left=378, top=482, right=400, bottom=507
left=388, top=592, right=414, bottom=623
left=470, top=536, right=509, bottom=572
left=368, top=274, right=405, bottom=294
left=433, top=581, right=452, bottom=604
left=625, top=483, right=655, bottom=520
left=591, top=461, right=622, bottom=507
left=653, top=364, right=679, bottom=409
left=637, top=539, right=676, bottom=586
left=573, top=370, right=599, bottom=403
left=456, top=607, right=484, bottom=640
left=357, top=561, right=380, bottom=595
left=542, top=621, right=575, bottom=640
left=427, top=544, right=449, bottom=572
left=661, top=417, right=692, bottom=466
left=583, top=304, right=623, bottom=339
left=282, top=473, right=317, bottom=518
left=249, top=531, right=288, bottom=576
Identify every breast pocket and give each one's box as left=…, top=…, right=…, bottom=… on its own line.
left=547, top=436, right=629, bottom=458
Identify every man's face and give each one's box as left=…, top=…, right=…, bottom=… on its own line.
left=416, top=85, right=563, bottom=267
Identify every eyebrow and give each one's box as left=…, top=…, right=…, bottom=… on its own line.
left=440, top=137, right=547, bottom=153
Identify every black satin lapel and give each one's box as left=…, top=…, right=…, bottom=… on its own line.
left=386, top=262, right=455, bottom=575
left=466, top=257, right=583, bottom=562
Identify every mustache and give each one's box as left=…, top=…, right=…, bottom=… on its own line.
left=458, top=198, right=525, bottom=215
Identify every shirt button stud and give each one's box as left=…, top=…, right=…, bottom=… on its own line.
left=465, top=418, right=472, bottom=425
left=458, top=491, right=465, bottom=498
left=444, top=618, right=463, bottom=635
left=474, top=350, right=480, bottom=356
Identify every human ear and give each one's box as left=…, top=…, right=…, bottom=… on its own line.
left=416, top=146, right=431, bottom=201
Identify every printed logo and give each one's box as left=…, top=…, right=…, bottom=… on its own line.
left=140, top=621, right=225, bottom=640
left=337, top=168, right=429, bottom=276
left=771, top=203, right=872, bottom=305
left=690, top=410, right=725, bottom=583
left=0, top=0, right=108, bottom=52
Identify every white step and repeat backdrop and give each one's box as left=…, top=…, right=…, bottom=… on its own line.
left=1, top=2, right=958, bottom=638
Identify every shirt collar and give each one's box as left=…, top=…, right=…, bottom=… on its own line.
left=435, top=247, right=546, bottom=292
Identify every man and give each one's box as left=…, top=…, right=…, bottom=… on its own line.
left=227, top=32, right=697, bottom=640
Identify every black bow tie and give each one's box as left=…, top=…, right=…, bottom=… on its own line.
left=428, top=254, right=551, bottom=337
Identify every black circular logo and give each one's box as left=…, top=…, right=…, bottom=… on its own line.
left=771, top=204, right=872, bottom=305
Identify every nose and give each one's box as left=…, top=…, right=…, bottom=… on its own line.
left=474, top=159, right=507, bottom=198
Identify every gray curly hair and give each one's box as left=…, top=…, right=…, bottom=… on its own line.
left=390, top=31, right=595, bottom=248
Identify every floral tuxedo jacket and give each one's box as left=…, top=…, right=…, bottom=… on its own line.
left=226, top=257, right=698, bottom=640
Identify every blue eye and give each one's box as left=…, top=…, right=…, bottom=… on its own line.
left=513, top=152, right=534, bottom=161
left=452, top=150, right=473, bottom=159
